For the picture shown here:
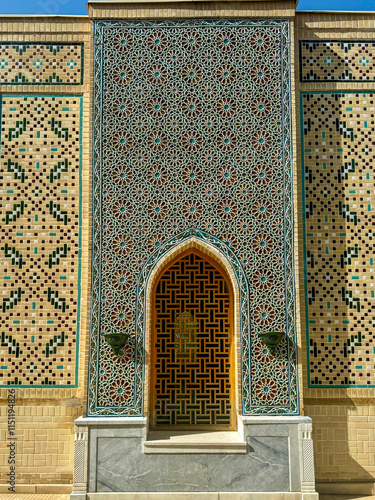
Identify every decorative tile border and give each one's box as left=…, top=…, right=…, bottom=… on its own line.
left=0, top=95, right=82, bottom=387
left=301, top=91, right=375, bottom=387
left=300, top=41, right=375, bottom=82
left=0, top=43, right=83, bottom=85
left=88, top=19, right=297, bottom=416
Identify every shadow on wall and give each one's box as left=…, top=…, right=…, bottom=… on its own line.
left=303, top=395, right=375, bottom=486
left=299, top=38, right=375, bottom=485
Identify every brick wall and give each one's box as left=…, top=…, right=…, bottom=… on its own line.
left=1, top=6, right=375, bottom=493
left=0, top=17, right=92, bottom=491
left=296, top=12, right=375, bottom=485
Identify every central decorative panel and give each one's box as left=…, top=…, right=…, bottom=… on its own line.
left=90, top=19, right=296, bottom=416
left=153, top=252, right=232, bottom=428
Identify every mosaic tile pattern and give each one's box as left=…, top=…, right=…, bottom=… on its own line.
left=0, top=95, right=82, bottom=386
left=90, top=19, right=297, bottom=416
left=300, top=41, right=375, bottom=82
left=0, top=44, right=83, bottom=85
left=301, top=92, right=375, bottom=387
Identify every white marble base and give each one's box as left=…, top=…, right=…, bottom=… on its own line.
left=70, top=416, right=318, bottom=499
left=85, top=493, right=319, bottom=499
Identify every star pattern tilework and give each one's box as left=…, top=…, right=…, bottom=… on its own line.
left=89, top=19, right=296, bottom=416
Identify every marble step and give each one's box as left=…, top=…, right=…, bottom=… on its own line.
left=143, top=430, right=247, bottom=454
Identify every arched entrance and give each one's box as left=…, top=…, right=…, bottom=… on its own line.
left=151, top=248, right=235, bottom=430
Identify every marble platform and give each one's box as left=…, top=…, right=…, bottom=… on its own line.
left=70, top=416, right=318, bottom=500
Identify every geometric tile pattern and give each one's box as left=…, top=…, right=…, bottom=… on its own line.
left=0, top=44, right=83, bottom=85
left=0, top=95, right=82, bottom=386
left=154, top=252, right=232, bottom=427
left=90, top=19, right=297, bottom=416
left=301, top=91, right=375, bottom=387
left=300, top=41, right=375, bottom=82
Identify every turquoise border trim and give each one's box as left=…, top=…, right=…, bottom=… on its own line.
left=0, top=94, right=82, bottom=388
left=301, top=90, right=375, bottom=388
left=0, top=43, right=84, bottom=86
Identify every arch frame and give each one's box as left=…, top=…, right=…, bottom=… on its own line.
left=135, top=228, right=251, bottom=417
left=148, top=246, right=237, bottom=428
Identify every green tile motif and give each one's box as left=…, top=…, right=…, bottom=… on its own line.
left=0, top=44, right=83, bottom=85
left=301, top=91, right=375, bottom=387
left=0, top=96, right=82, bottom=387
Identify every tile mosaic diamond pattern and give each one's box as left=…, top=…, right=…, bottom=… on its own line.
left=89, top=19, right=297, bottom=416
left=0, top=44, right=83, bottom=85
left=300, top=41, right=375, bottom=82
left=0, top=95, right=82, bottom=386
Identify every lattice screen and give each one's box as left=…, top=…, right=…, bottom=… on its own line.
left=153, top=252, right=232, bottom=427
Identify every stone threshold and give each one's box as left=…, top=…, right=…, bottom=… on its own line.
left=143, top=430, right=247, bottom=454
left=84, top=493, right=319, bottom=500
left=0, top=484, right=72, bottom=494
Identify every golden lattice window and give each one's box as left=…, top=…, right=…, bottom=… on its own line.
left=151, top=250, right=235, bottom=430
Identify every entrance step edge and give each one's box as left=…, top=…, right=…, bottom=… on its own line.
left=143, top=430, right=247, bottom=454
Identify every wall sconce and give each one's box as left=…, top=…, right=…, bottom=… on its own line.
left=104, top=332, right=130, bottom=356
left=258, top=331, right=285, bottom=355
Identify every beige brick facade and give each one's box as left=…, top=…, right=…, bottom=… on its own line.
left=0, top=4, right=374, bottom=494
left=296, top=11, right=375, bottom=487
left=0, top=17, right=92, bottom=491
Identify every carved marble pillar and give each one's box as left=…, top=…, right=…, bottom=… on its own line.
left=71, top=424, right=88, bottom=500
left=299, top=421, right=316, bottom=494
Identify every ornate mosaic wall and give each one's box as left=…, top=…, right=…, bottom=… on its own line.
left=300, top=41, right=375, bottom=82
left=301, top=91, right=375, bottom=387
left=0, top=95, right=82, bottom=386
left=0, top=43, right=83, bottom=85
left=90, top=19, right=297, bottom=416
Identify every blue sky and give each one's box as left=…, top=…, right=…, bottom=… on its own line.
left=1, top=0, right=375, bottom=15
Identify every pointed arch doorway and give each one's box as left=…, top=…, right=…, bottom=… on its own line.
left=151, top=248, right=236, bottom=430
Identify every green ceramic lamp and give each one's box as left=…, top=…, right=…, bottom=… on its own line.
left=104, top=332, right=130, bottom=356
left=258, top=331, right=285, bottom=355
